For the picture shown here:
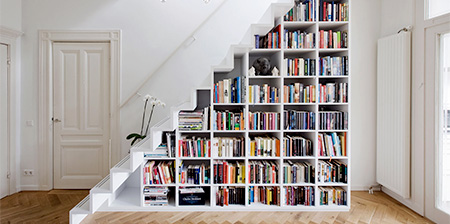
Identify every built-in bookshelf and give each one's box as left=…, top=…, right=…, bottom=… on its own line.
left=140, top=0, right=350, bottom=210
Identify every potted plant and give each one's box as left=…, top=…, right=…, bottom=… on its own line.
left=126, top=94, right=165, bottom=146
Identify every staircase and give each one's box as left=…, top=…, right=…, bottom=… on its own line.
left=70, top=1, right=293, bottom=223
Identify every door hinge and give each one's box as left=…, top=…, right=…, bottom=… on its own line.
left=7, top=172, right=11, bottom=179
left=7, top=58, right=11, bottom=65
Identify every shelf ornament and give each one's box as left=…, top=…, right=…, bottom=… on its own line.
left=126, top=94, right=166, bottom=146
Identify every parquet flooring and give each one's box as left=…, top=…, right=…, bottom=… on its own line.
left=0, top=191, right=434, bottom=224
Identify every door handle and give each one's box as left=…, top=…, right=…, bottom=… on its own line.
left=53, top=118, right=61, bottom=123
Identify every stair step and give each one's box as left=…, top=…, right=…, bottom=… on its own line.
left=69, top=195, right=90, bottom=224
left=91, top=174, right=111, bottom=193
left=111, top=154, right=131, bottom=172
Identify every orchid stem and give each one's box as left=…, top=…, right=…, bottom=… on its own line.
left=144, top=104, right=156, bottom=136
left=140, top=99, right=148, bottom=136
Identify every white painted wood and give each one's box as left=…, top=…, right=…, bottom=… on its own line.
left=424, top=20, right=450, bottom=223
left=38, top=30, right=121, bottom=190
left=0, top=26, right=22, bottom=196
left=376, top=31, right=411, bottom=199
left=0, top=43, right=9, bottom=199
left=53, top=42, right=110, bottom=189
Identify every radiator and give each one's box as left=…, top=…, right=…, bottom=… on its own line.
left=376, top=31, right=411, bottom=199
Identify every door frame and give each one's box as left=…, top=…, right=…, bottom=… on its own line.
left=38, top=30, right=121, bottom=190
left=424, top=21, right=450, bottom=224
left=0, top=26, right=22, bottom=195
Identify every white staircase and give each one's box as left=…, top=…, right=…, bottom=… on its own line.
left=69, top=1, right=293, bottom=223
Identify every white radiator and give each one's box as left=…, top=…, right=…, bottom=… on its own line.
left=376, top=31, right=411, bottom=199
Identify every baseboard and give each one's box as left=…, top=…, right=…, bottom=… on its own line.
left=351, top=185, right=381, bottom=191
left=382, top=186, right=424, bottom=216
left=20, top=185, right=40, bottom=191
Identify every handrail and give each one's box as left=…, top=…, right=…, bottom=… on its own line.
left=119, top=0, right=229, bottom=109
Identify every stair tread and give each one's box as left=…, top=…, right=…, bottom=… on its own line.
left=91, top=175, right=111, bottom=193
left=111, top=154, right=131, bottom=172
left=70, top=195, right=91, bottom=214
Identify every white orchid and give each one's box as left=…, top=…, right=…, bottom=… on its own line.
left=143, top=94, right=154, bottom=101
left=127, top=94, right=167, bottom=146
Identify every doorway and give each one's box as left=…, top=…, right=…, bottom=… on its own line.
left=38, top=30, right=121, bottom=190
left=424, top=20, right=450, bottom=223
left=0, top=43, right=9, bottom=198
left=52, top=42, right=111, bottom=189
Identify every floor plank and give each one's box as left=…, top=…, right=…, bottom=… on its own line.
left=0, top=191, right=434, bottom=224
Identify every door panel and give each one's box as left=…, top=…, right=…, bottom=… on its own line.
left=0, top=43, right=9, bottom=198
left=424, top=22, right=450, bottom=223
left=53, top=43, right=110, bottom=189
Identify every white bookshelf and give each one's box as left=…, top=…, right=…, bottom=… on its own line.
left=138, top=0, right=350, bottom=211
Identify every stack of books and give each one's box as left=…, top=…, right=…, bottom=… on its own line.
left=143, top=186, right=169, bottom=206
left=144, top=144, right=168, bottom=158
left=178, top=109, right=207, bottom=131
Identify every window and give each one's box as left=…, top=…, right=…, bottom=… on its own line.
left=427, top=0, right=450, bottom=19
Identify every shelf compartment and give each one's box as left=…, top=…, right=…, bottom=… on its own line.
left=213, top=160, right=246, bottom=185
left=214, top=186, right=246, bottom=206
left=248, top=160, right=279, bottom=184
left=179, top=160, right=211, bottom=185
left=283, top=133, right=314, bottom=157
left=178, top=186, right=210, bottom=207
left=283, top=186, right=315, bottom=206
left=248, top=186, right=281, bottom=206
left=282, top=159, right=315, bottom=184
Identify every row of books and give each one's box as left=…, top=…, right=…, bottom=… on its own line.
left=248, top=84, right=280, bottom=104
left=319, top=56, right=349, bottom=76
left=178, top=137, right=211, bottom=158
left=319, top=30, right=348, bottom=48
left=143, top=186, right=169, bottom=206
left=318, top=82, right=348, bottom=103
left=283, top=135, right=314, bottom=157
left=284, top=30, right=315, bottom=49
left=283, top=83, right=316, bottom=103
left=179, top=163, right=210, bottom=185
left=254, top=25, right=282, bottom=49
left=283, top=160, right=314, bottom=184
left=317, top=160, right=348, bottom=183
left=213, top=77, right=244, bottom=104
left=212, top=137, right=245, bottom=158
left=144, top=144, right=169, bottom=158
left=318, top=111, right=348, bottom=130
left=284, top=0, right=316, bottom=22
left=284, top=110, right=315, bottom=130
left=212, top=109, right=244, bottom=131
left=143, top=161, right=175, bottom=185
left=284, top=186, right=315, bottom=206
left=285, top=57, right=316, bottom=76
left=248, top=160, right=279, bottom=184
left=318, top=132, right=347, bottom=157
left=319, top=0, right=349, bottom=22
left=216, top=187, right=245, bottom=206
left=249, top=186, right=280, bottom=205
left=178, top=108, right=208, bottom=131
left=248, top=111, right=280, bottom=130
left=213, top=160, right=246, bottom=184
left=319, top=187, right=347, bottom=205
left=249, top=137, right=281, bottom=157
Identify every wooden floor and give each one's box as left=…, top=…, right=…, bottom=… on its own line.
left=0, top=191, right=433, bottom=224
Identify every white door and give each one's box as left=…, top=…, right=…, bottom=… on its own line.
left=53, top=42, right=110, bottom=189
left=424, top=22, right=450, bottom=223
left=0, top=43, right=9, bottom=198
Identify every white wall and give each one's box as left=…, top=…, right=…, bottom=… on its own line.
left=17, top=0, right=388, bottom=192
left=379, top=0, right=425, bottom=216
left=20, top=0, right=226, bottom=189
left=350, top=0, right=381, bottom=190
left=380, top=0, right=415, bottom=37
left=0, top=0, right=22, bottom=30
